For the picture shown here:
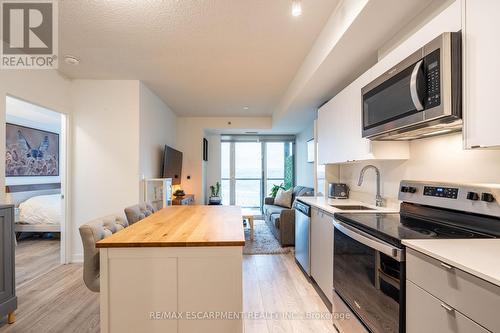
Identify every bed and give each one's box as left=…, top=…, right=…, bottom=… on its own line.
left=6, top=183, right=62, bottom=234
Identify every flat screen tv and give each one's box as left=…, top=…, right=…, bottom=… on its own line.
left=162, top=145, right=182, bottom=185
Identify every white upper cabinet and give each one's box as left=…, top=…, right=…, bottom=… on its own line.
left=317, top=69, right=410, bottom=165
left=317, top=0, right=466, bottom=164
left=463, top=0, right=500, bottom=149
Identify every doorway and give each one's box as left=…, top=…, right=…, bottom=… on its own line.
left=4, top=95, right=69, bottom=287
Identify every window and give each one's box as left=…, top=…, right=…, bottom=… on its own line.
left=235, top=142, right=261, bottom=208
left=221, top=137, right=294, bottom=210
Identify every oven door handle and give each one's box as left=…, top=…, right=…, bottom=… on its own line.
left=410, top=59, right=424, bottom=111
left=334, top=221, right=405, bottom=262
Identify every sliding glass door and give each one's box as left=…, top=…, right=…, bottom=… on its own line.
left=221, top=137, right=294, bottom=210
left=235, top=142, right=262, bottom=208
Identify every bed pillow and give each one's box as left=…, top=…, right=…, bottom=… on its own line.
left=19, top=194, right=62, bottom=225
left=274, top=188, right=293, bottom=208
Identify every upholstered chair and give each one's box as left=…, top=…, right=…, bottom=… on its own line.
left=124, top=202, right=156, bottom=225
left=78, top=214, right=128, bottom=292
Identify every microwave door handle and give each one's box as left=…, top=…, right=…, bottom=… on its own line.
left=410, top=60, right=424, bottom=111
left=333, top=221, right=405, bottom=262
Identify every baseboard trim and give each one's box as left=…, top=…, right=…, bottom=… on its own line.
left=70, top=253, right=83, bottom=263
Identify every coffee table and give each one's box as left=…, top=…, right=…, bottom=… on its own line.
left=241, top=210, right=254, bottom=241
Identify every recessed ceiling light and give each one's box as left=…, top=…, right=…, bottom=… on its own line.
left=243, top=106, right=249, bottom=110
left=64, top=55, right=80, bottom=65
left=292, top=0, right=302, bottom=17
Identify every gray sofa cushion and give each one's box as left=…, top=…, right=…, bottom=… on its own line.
left=124, top=202, right=156, bottom=225
left=264, top=204, right=285, bottom=217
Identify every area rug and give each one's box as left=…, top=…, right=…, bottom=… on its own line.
left=243, top=219, right=292, bottom=255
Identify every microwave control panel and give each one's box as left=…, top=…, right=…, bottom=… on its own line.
left=424, top=49, right=441, bottom=109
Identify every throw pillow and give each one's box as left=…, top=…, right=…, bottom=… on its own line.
left=274, top=188, right=293, bottom=208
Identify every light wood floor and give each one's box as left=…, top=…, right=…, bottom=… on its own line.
left=0, top=253, right=336, bottom=333
left=15, top=237, right=60, bottom=287
left=244, top=254, right=337, bottom=333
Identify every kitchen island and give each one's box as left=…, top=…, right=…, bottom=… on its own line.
left=96, top=205, right=245, bottom=333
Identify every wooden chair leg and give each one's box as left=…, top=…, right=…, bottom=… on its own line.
left=249, top=217, right=254, bottom=241
left=8, top=312, right=15, bottom=324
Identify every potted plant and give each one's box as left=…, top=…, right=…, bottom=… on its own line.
left=209, top=181, right=222, bottom=205
left=269, top=183, right=286, bottom=198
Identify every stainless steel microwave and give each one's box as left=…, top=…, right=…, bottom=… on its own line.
left=361, top=32, right=462, bottom=140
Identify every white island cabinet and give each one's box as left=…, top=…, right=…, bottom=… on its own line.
left=97, top=206, right=245, bottom=333
left=463, top=0, right=500, bottom=149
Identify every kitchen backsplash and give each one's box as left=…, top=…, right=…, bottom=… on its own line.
left=325, top=133, right=500, bottom=207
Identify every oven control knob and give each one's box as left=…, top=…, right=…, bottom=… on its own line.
left=481, top=193, right=495, bottom=203
left=401, top=186, right=409, bottom=193
left=408, top=187, right=417, bottom=194
left=466, top=192, right=480, bottom=201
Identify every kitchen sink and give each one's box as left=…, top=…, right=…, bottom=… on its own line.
left=330, top=205, right=375, bottom=211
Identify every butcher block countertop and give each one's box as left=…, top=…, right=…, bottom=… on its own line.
left=96, top=205, right=245, bottom=248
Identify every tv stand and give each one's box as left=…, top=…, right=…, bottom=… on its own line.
left=172, top=194, right=194, bottom=205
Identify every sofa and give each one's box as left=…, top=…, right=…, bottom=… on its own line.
left=263, top=186, right=314, bottom=246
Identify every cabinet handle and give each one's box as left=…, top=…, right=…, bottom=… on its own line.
left=440, top=303, right=454, bottom=312
left=440, top=262, right=453, bottom=270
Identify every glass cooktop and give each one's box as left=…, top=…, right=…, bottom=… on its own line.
left=334, top=212, right=494, bottom=248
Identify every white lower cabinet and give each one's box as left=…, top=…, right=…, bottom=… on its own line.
left=406, top=248, right=499, bottom=333
left=406, top=281, right=488, bottom=333
left=310, top=207, right=334, bottom=303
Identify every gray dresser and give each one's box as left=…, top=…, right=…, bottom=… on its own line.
left=0, top=205, right=16, bottom=324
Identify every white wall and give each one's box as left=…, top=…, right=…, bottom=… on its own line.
left=328, top=133, right=500, bottom=207
left=71, top=80, right=141, bottom=259
left=139, top=82, right=177, bottom=199
left=176, top=117, right=272, bottom=204
left=295, top=124, right=314, bottom=188
left=0, top=72, right=178, bottom=261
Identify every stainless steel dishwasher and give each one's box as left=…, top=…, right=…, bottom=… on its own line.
left=294, top=200, right=311, bottom=275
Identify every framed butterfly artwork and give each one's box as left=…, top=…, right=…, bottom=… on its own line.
left=5, top=123, right=59, bottom=177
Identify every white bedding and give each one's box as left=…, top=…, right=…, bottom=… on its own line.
left=18, top=194, right=61, bottom=225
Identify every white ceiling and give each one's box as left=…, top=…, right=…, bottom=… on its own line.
left=58, top=0, right=340, bottom=118
left=272, top=0, right=445, bottom=133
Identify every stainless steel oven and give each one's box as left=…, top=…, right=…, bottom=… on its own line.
left=333, top=221, right=405, bottom=333
left=362, top=32, right=462, bottom=140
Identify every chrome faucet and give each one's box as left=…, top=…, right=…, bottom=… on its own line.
left=357, top=165, right=383, bottom=207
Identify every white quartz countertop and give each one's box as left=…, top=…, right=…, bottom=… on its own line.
left=296, top=196, right=399, bottom=215
left=403, top=239, right=500, bottom=287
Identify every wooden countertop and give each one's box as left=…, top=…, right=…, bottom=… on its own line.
left=96, top=206, right=245, bottom=248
